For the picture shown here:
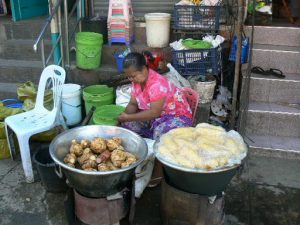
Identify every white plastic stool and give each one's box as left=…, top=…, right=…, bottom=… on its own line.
left=5, top=65, right=66, bottom=183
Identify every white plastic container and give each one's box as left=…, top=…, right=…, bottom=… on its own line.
left=144, top=13, right=171, bottom=48
left=62, top=84, right=82, bottom=126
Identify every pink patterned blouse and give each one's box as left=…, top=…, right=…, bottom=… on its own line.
left=131, top=69, right=192, bottom=119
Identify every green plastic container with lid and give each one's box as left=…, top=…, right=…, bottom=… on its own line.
left=76, top=32, right=103, bottom=69
left=92, top=105, right=125, bottom=126
left=83, top=85, right=114, bottom=113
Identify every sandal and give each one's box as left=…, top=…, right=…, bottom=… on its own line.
left=267, top=68, right=285, bottom=78
left=251, top=66, right=285, bottom=78
left=251, top=66, right=265, bottom=75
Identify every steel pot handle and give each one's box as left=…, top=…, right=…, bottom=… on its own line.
left=55, top=165, right=64, bottom=179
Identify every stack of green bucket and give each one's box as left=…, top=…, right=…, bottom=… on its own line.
left=92, top=105, right=125, bottom=126
left=83, top=85, right=114, bottom=113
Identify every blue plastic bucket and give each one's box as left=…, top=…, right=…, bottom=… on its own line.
left=1, top=99, right=23, bottom=109
left=114, top=53, right=125, bottom=72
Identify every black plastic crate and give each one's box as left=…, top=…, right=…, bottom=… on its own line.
left=173, top=5, right=221, bottom=32
left=172, top=47, right=221, bottom=76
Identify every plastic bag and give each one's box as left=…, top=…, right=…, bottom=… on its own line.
left=0, top=102, right=22, bottom=121
left=0, top=122, right=12, bottom=160
left=17, top=81, right=38, bottom=101
left=17, top=81, right=53, bottom=111
left=0, top=139, right=10, bottom=159
left=115, top=84, right=131, bottom=107
left=201, top=0, right=221, bottom=6
left=22, top=99, right=36, bottom=112
left=16, top=82, right=58, bottom=141
left=0, top=122, right=5, bottom=139
left=176, top=0, right=194, bottom=5
left=156, top=123, right=247, bottom=171
left=170, top=39, right=187, bottom=50
left=202, top=35, right=225, bottom=48
left=229, top=34, right=249, bottom=64
left=135, top=138, right=155, bottom=198
left=164, top=64, right=191, bottom=88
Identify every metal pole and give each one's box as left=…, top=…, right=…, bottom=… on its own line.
left=58, top=4, right=64, bottom=67
left=49, top=0, right=61, bottom=65
left=41, top=39, right=46, bottom=68
left=237, top=0, right=256, bottom=135
left=90, top=0, right=94, bottom=17
left=33, top=0, right=63, bottom=51
left=78, top=0, right=82, bottom=32
left=64, top=0, right=70, bottom=69
left=230, top=0, right=244, bottom=128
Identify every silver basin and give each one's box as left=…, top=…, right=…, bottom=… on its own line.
left=154, top=141, right=247, bottom=196
left=49, top=125, right=148, bottom=197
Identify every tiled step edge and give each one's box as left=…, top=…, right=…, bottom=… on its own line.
left=245, top=134, right=300, bottom=160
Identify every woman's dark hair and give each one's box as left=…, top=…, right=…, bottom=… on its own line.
left=123, top=52, right=147, bottom=71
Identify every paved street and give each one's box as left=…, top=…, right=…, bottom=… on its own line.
left=1, top=154, right=300, bottom=225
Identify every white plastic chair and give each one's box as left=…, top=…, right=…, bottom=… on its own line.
left=5, top=65, right=66, bottom=183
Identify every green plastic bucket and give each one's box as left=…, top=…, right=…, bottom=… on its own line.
left=92, top=105, right=125, bottom=126
left=83, top=85, right=114, bottom=113
left=76, top=32, right=103, bottom=69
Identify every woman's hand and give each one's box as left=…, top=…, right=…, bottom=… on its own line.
left=125, top=96, right=138, bottom=114
left=118, top=112, right=130, bottom=123
left=118, top=98, right=166, bottom=123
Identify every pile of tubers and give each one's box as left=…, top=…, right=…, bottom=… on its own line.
left=63, top=137, right=137, bottom=171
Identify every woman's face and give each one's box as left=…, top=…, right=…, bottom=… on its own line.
left=124, top=66, right=148, bottom=84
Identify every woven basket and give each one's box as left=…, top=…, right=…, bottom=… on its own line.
left=191, top=77, right=216, bottom=104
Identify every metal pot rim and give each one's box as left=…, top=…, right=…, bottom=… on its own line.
left=154, top=141, right=246, bottom=174
left=50, top=125, right=148, bottom=175
left=156, top=154, right=241, bottom=174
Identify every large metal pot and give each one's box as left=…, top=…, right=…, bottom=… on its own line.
left=154, top=141, right=246, bottom=196
left=50, top=125, right=148, bottom=198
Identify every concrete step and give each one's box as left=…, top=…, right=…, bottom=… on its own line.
left=245, top=26, right=300, bottom=47
left=0, top=39, right=52, bottom=61
left=247, top=73, right=300, bottom=104
left=252, top=44, right=300, bottom=74
left=0, top=58, right=125, bottom=87
left=0, top=59, right=42, bottom=84
left=0, top=16, right=50, bottom=40
left=246, top=134, right=300, bottom=160
left=101, top=43, right=172, bottom=65
left=68, top=64, right=124, bottom=86
left=0, top=60, right=123, bottom=93
left=245, top=102, right=300, bottom=138
left=69, top=42, right=164, bottom=84
left=0, top=83, right=18, bottom=100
